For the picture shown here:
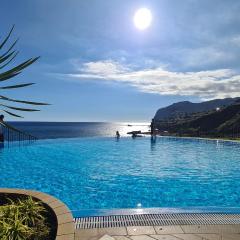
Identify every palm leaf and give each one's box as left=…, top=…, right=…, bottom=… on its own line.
left=0, top=72, right=21, bottom=81
left=0, top=83, right=35, bottom=89
left=0, top=51, right=17, bottom=64
left=0, top=57, right=40, bottom=82
left=0, top=25, right=14, bottom=50
left=0, top=95, right=49, bottom=105
left=1, top=110, right=23, bottom=118
left=0, top=26, right=48, bottom=119
left=0, top=51, right=19, bottom=69
left=0, top=104, right=40, bottom=112
left=0, top=38, right=18, bottom=59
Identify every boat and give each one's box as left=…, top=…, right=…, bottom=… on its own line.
left=127, top=130, right=143, bottom=138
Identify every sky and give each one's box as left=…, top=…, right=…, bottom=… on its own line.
left=1, top=0, right=240, bottom=122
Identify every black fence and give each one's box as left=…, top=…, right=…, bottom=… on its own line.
left=0, top=121, right=37, bottom=143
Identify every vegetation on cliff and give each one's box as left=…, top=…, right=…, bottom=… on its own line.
left=155, top=101, right=240, bottom=139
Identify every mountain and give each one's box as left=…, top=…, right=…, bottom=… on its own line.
left=154, top=97, right=240, bottom=121
left=155, top=102, right=240, bottom=138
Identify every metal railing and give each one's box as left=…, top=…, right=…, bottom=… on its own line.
left=0, top=120, right=37, bottom=143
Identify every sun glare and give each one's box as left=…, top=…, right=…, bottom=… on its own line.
left=134, top=8, right=152, bottom=30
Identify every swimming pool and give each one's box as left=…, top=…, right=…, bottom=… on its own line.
left=1, top=137, right=240, bottom=214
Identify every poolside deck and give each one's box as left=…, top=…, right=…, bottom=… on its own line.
left=74, top=213, right=240, bottom=240
left=75, top=224, right=240, bottom=240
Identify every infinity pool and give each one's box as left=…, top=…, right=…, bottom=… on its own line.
left=1, top=137, right=240, bottom=213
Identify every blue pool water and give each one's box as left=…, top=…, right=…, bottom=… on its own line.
left=1, top=136, right=240, bottom=213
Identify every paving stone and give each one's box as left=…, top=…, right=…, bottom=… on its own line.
left=27, top=190, right=42, bottom=197
left=130, top=235, right=156, bottom=240
left=37, top=194, right=57, bottom=203
left=154, top=226, right=184, bottom=234
left=181, top=225, right=215, bottom=234
left=57, top=213, right=74, bottom=225
left=98, top=235, right=116, bottom=240
left=181, top=225, right=240, bottom=234
left=54, top=205, right=71, bottom=215
left=75, top=229, right=103, bottom=240
left=221, top=234, right=240, bottom=240
left=113, top=236, right=131, bottom=240
left=75, top=235, right=99, bottom=240
left=218, top=225, right=240, bottom=234
left=55, top=233, right=74, bottom=240
left=33, top=192, right=49, bottom=200
left=173, top=234, right=202, bottom=240
left=57, top=222, right=75, bottom=235
left=75, top=225, right=240, bottom=240
left=75, top=227, right=127, bottom=238
left=127, top=226, right=156, bottom=235
left=150, top=234, right=181, bottom=240
left=196, top=233, right=221, bottom=240
left=48, top=200, right=65, bottom=209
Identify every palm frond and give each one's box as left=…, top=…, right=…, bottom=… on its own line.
left=0, top=57, right=40, bottom=82
left=0, top=103, right=40, bottom=112
left=0, top=83, right=35, bottom=89
left=0, top=25, right=14, bottom=50
left=0, top=51, right=19, bottom=69
left=0, top=51, right=17, bottom=64
left=0, top=95, right=49, bottom=105
left=0, top=38, right=19, bottom=59
left=0, top=72, right=21, bottom=81
left=0, top=26, right=48, bottom=118
left=1, top=110, right=23, bottom=118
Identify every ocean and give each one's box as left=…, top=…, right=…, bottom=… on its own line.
left=8, top=122, right=150, bottom=139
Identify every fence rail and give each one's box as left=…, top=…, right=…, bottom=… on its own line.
left=0, top=121, right=37, bottom=143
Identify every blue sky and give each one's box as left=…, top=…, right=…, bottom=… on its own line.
left=1, top=0, right=240, bottom=122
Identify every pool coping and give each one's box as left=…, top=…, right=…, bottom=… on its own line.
left=0, top=188, right=75, bottom=240
left=72, top=207, right=240, bottom=217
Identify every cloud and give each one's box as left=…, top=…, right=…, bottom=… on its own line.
left=230, top=35, right=240, bottom=46
left=64, top=60, right=240, bottom=100
left=179, top=47, right=235, bottom=69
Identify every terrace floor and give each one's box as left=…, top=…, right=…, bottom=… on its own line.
left=73, top=211, right=240, bottom=240
left=75, top=224, right=240, bottom=240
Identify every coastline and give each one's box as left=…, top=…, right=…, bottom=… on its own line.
left=155, top=134, right=240, bottom=143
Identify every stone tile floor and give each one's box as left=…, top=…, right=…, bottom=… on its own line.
left=75, top=225, right=240, bottom=240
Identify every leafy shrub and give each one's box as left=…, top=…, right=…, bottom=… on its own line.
left=0, top=196, right=50, bottom=240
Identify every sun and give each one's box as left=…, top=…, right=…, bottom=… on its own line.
left=134, top=8, right=152, bottom=30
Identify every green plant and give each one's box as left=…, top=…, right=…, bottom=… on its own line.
left=17, top=196, right=46, bottom=226
left=0, top=209, right=33, bottom=240
left=0, top=26, right=48, bottom=118
left=0, top=196, right=50, bottom=240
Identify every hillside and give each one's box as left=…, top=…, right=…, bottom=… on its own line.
left=155, top=102, right=240, bottom=138
left=154, top=97, right=240, bottom=121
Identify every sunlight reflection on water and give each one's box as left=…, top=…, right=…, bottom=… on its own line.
left=9, top=122, right=150, bottom=139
